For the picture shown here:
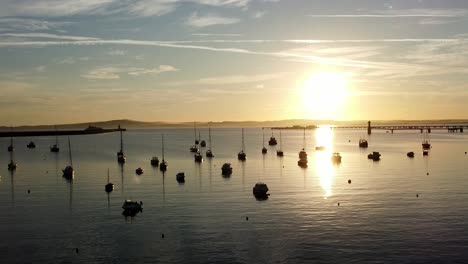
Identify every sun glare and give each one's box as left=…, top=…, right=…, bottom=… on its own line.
left=302, top=72, right=349, bottom=119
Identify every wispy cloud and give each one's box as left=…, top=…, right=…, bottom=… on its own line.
left=55, top=57, right=89, bottom=64
left=35, top=65, right=47, bottom=72
left=186, top=12, right=240, bottom=27
left=82, top=65, right=178, bottom=80
left=162, top=73, right=285, bottom=86
left=0, top=18, right=72, bottom=31
left=192, top=33, right=242, bottom=37
left=308, top=9, right=468, bottom=18
left=107, top=49, right=127, bottom=56
left=0, top=33, right=99, bottom=41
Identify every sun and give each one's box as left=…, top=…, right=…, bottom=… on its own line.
left=301, top=71, right=349, bottom=119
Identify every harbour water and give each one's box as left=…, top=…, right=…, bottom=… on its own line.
left=1, top=127, right=468, bottom=263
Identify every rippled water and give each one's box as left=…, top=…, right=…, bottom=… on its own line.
left=1, top=127, right=468, bottom=263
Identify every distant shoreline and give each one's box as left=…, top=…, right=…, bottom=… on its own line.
left=2, top=119, right=468, bottom=130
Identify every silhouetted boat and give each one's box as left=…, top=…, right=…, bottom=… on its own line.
left=276, top=130, right=284, bottom=157
left=200, top=140, right=206, bottom=147
left=105, top=168, right=114, bottom=192
left=359, top=138, right=368, bottom=148
left=262, top=128, right=267, bottom=154
left=367, top=151, right=381, bottom=161
left=407, top=152, right=415, bottom=158
left=206, top=126, right=214, bottom=158
left=135, top=167, right=144, bottom=175
left=117, top=126, right=126, bottom=163
left=268, top=132, right=277, bottom=146
left=7, top=137, right=17, bottom=171
left=62, top=137, right=74, bottom=179
left=193, top=122, right=199, bottom=145
left=221, top=163, right=232, bottom=176
left=298, top=128, right=308, bottom=167
left=253, top=182, right=269, bottom=200
left=238, top=128, right=246, bottom=161
left=122, top=200, right=142, bottom=215
left=151, top=156, right=159, bottom=166
left=7, top=127, right=14, bottom=152
left=422, top=130, right=431, bottom=149
left=423, top=149, right=429, bottom=156
left=27, top=141, right=36, bottom=149
left=159, top=134, right=168, bottom=171
left=50, top=126, right=60, bottom=152
left=194, top=150, right=203, bottom=162
left=176, top=172, right=185, bottom=183
left=331, top=152, right=342, bottom=163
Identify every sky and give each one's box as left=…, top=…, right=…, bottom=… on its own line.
left=1, top=0, right=468, bottom=125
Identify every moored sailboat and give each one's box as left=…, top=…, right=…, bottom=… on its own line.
left=276, top=130, right=284, bottom=157
left=206, top=126, right=214, bottom=158
left=117, top=126, right=126, bottom=163
left=50, top=126, right=60, bottom=152
left=62, top=137, right=74, bottom=179
left=238, top=128, right=246, bottom=161
left=262, top=128, right=267, bottom=154
left=159, top=134, right=168, bottom=171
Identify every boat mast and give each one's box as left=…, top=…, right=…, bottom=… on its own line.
left=55, top=125, right=58, bottom=146
left=162, top=134, right=165, bottom=160
left=119, top=126, right=124, bottom=153
left=280, top=130, right=282, bottom=150
left=107, top=168, right=110, bottom=184
left=242, top=128, right=245, bottom=152
left=208, top=126, right=212, bottom=149
left=194, top=122, right=197, bottom=143
left=262, top=128, right=265, bottom=148
left=68, top=137, right=73, bottom=167
left=303, top=128, right=306, bottom=149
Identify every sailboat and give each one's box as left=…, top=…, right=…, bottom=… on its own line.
left=298, top=128, right=308, bottom=167
left=206, top=126, right=214, bottom=158
left=194, top=149, right=203, bottom=163
left=190, top=122, right=199, bottom=152
left=262, top=128, right=267, bottom=154
left=238, top=128, right=246, bottom=161
left=105, top=168, right=114, bottom=192
left=268, top=131, right=277, bottom=146
left=62, top=137, right=74, bottom=179
left=50, top=126, right=60, bottom=152
left=422, top=130, right=431, bottom=150
left=276, top=130, right=284, bottom=156
left=117, top=126, right=126, bottom=163
left=159, top=134, right=168, bottom=172
left=7, top=135, right=17, bottom=171
left=199, top=131, right=206, bottom=147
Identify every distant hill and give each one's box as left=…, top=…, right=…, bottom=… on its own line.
left=1, top=119, right=468, bottom=130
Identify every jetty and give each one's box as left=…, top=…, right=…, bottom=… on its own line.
left=336, top=121, right=467, bottom=134
left=0, top=126, right=125, bottom=138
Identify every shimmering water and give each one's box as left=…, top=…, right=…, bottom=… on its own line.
left=1, top=127, right=468, bottom=263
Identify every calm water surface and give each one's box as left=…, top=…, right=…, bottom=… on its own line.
left=1, top=127, right=468, bottom=263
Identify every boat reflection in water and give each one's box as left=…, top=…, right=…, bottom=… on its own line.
left=314, top=125, right=336, bottom=198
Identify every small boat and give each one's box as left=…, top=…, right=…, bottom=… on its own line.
left=117, top=126, right=125, bottom=163
left=359, top=138, right=368, bottom=148
left=105, top=168, right=114, bottom=193
left=50, top=126, right=60, bottom=153
left=206, top=126, right=214, bottom=158
left=268, top=132, right=277, bottom=146
left=367, top=151, right=381, bottom=161
left=200, top=140, right=206, bottom=147
left=190, top=145, right=199, bottom=153
left=221, top=163, right=233, bottom=175
left=315, top=146, right=325, bottom=151
left=7, top=145, right=13, bottom=152
left=238, top=128, right=246, bottom=161
left=8, top=161, right=17, bottom=171
left=7, top=128, right=14, bottom=152
left=176, top=172, right=185, bottom=183
left=159, top=134, right=168, bottom=172
left=62, top=137, right=74, bottom=179
left=135, top=167, right=144, bottom=175
left=253, top=182, right=269, bottom=200
left=297, top=159, right=308, bottom=168
left=151, top=156, right=160, bottom=166
left=194, top=151, right=203, bottom=162
left=331, top=152, right=342, bottom=163
left=7, top=134, right=17, bottom=171
left=299, top=149, right=307, bottom=160
left=27, top=141, right=36, bottom=149
left=122, top=200, right=143, bottom=213
left=422, top=130, right=431, bottom=149
left=423, top=149, right=429, bottom=156
left=276, top=130, right=284, bottom=157
left=407, top=152, right=415, bottom=158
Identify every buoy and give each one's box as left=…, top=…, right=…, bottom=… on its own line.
left=348, top=179, right=351, bottom=184
left=348, top=140, right=351, bottom=142
left=416, top=194, right=419, bottom=198
left=338, top=202, right=340, bottom=206
left=75, top=248, right=79, bottom=254
left=27, top=189, right=30, bottom=194
left=427, top=173, right=429, bottom=175
left=246, top=216, right=249, bottom=221
left=465, top=151, right=467, bottom=154
left=161, top=233, right=165, bottom=238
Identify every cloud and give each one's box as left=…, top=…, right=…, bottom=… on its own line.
left=162, top=73, right=285, bottom=86
left=0, top=18, right=72, bottom=31
left=0, top=33, right=99, bottom=41
left=307, top=8, right=468, bottom=18
left=192, top=33, right=242, bottom=37
left=56, top=57, right=90, bottom=64
left=186, top=12, right=240, bottom=27
left=82, top=65, right=178, bottom=80
left=0, top=0, right=252, bottom=18
left=35, top=65, right=47, bottom=72
left=253, top=11, right=266, bottom=19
